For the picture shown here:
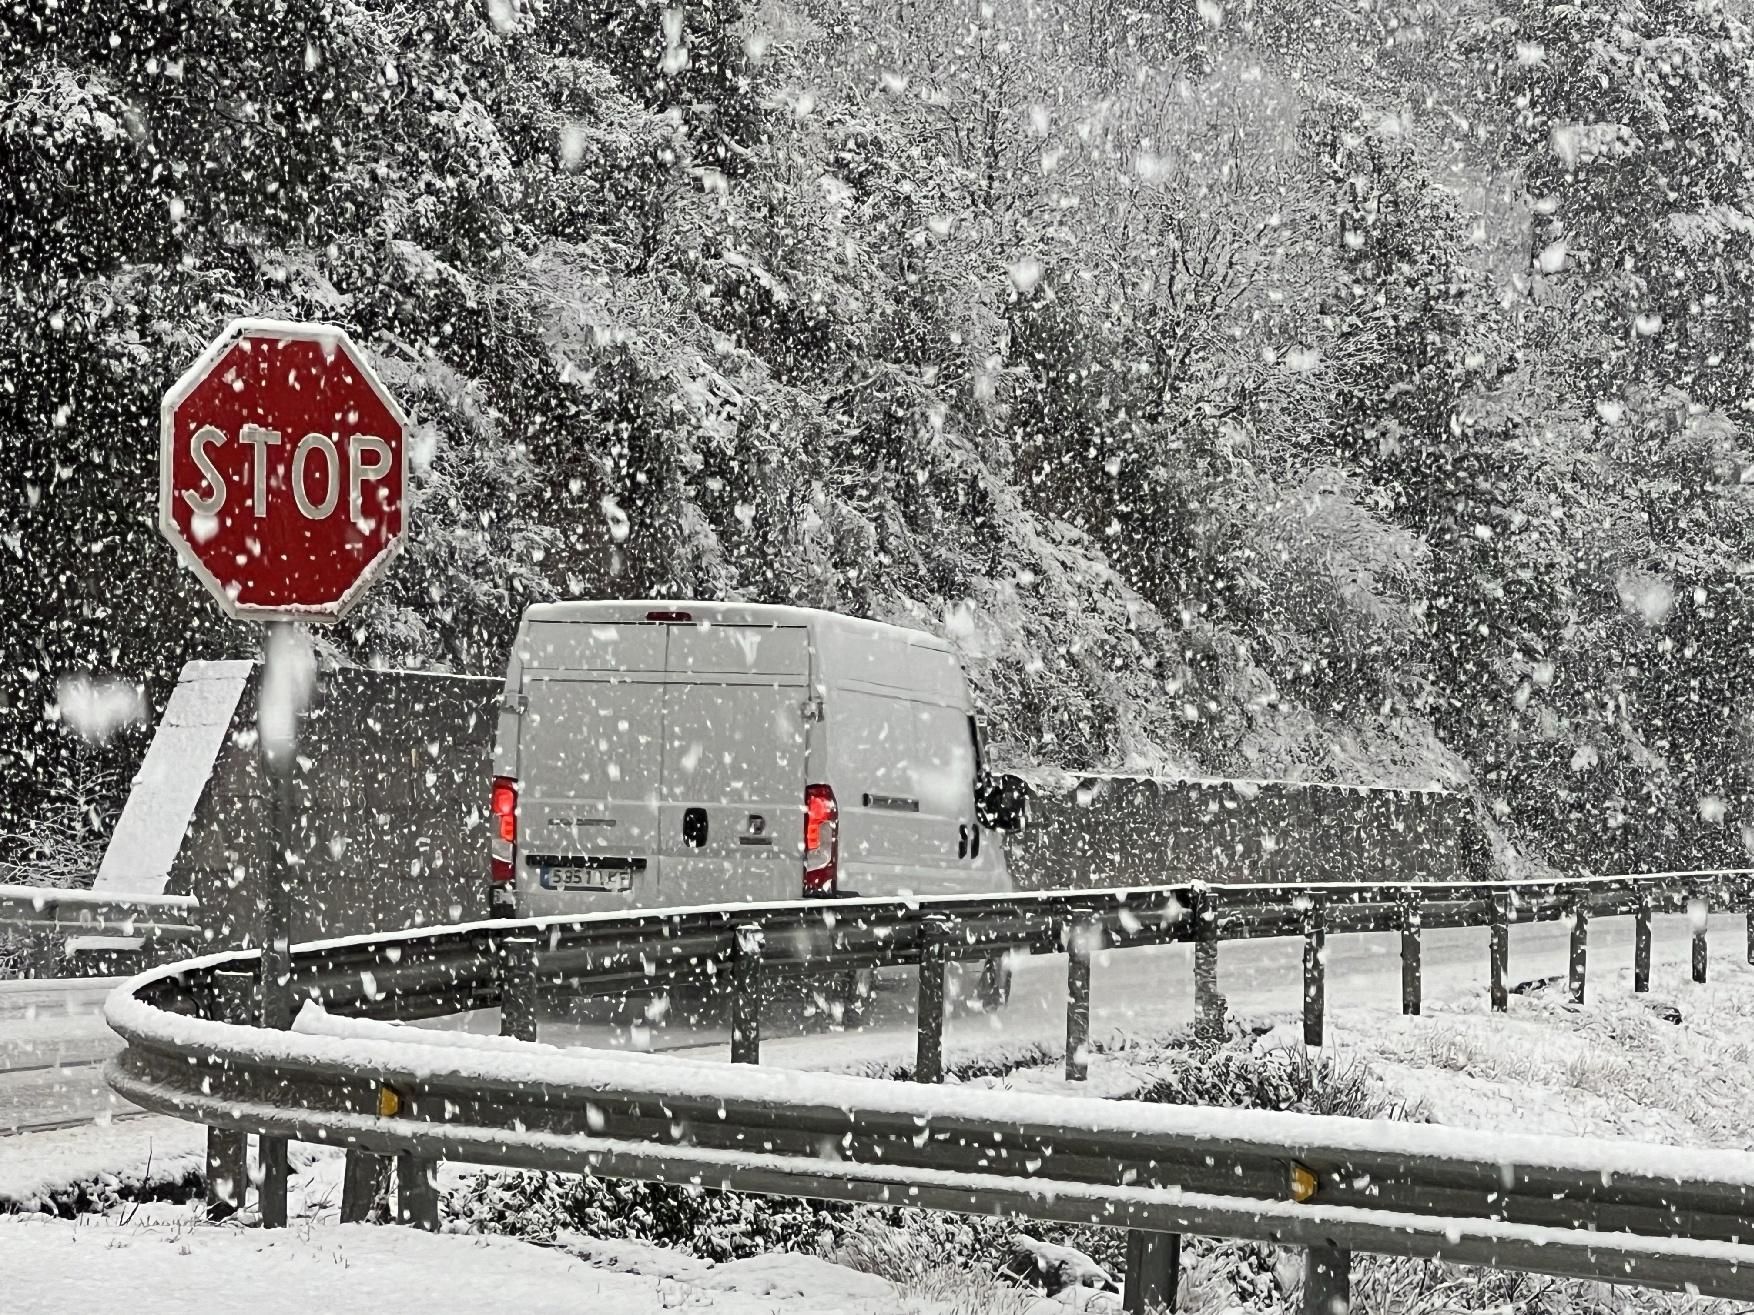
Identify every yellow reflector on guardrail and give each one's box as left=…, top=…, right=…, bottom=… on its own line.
left=377, top=1085, right=402, bottom=1118
left=1290, top=1162, right=1317, bottom=1202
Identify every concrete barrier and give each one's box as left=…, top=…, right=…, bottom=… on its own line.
left=92, top=662, right=500, bottom=954
left=1008, top=773, right=1489, bottom=889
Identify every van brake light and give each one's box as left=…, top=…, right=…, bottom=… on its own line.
left=646, top=610, right=693, bottom=623
left=803, top=784, right=838, bottom=896
left=490, top=776, right=518, bottom=885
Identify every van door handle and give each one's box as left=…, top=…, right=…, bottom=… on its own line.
left=682, top=807, right=708, bottom=849
left=958, top=824, right=969, bottom=860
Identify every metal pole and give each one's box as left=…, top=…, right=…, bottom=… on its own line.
left=1399, top=888, right=1421, bottom=1017
left=1122, top=1228, right=1178, bottom=1314
left=1634, top=891, right=1652, bottom=994
left=1302, top=1244, right=1351, bottom=1315
left=731, top=924, right=763, bottom=1065
left=204, top=967, right=253, bottom=1219
left=1567, top=898, right=1588, bottom=1005
left=1302, top=900, right=1325, bottom=1047
left=1065, top=916, right=1095, bottom=1082
left=256, top=620, right=308, bottom=1229
left=1194, top=889, right=1224, bottom=1043
left=1490, top=893, right=1510, bottom=1013
left=916, top=915, right=949, bottom=1084
left=258, top=621, right=301, bottom=1032
left=1693, top=894, right=1710, bottom=984
left=499, top=935, right=538, bottom=1043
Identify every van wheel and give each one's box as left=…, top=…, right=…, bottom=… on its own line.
left=976, top=955, right=1012, bottom=1012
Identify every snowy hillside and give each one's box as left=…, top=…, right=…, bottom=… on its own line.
left=7, top=0, right=1754, bottom=879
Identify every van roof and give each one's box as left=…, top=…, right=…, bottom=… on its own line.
left=522, top=600, right=955, bottom=651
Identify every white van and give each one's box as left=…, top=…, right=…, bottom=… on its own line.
left=488, top=601, right=1026, bottom=951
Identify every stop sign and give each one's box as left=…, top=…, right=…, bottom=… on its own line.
left=159, top=318, right=410, bottom=622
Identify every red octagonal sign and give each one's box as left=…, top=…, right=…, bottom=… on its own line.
left=160, top=319, right=411, bottom=622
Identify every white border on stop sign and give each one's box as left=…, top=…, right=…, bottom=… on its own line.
left=158, top=317, right=413, bottom=624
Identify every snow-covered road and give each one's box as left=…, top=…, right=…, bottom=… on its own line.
left=457, top=910, right=1743, bottom=1071
left=0, top=977, right=133, bottom=1136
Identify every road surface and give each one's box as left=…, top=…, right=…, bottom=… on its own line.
left=0, top=911, right=1735, bottom=1136
left=444, top=910, right=1739, bottom=1067
left=0, top=977, right=134, bottom=1136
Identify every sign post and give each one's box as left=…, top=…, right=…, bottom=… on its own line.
left=160, top=319, right=410, bottom=1226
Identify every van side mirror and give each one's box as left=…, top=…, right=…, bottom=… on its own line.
left=976, top=772, right=1029, bottom=833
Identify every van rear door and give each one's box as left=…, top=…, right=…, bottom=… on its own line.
left=657, top=623, right=809, bottom=907
left=516, top=621, right=664, bottom=908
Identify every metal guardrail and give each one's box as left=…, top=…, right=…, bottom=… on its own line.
left=103, top=870, right=1754, bottom=1308
left=0, top=883, right=202, bottom=941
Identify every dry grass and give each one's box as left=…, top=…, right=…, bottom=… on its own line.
left=1345, top=1255, right=1741, bottom=1315
left=826, top=1216, right=1077, bottom=1314
left=1369, top=974, right=1754, bottom=1147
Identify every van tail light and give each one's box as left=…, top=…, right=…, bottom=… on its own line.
left=803, top=784, right=838, bottom=896
left=490, top=776, right=518, bottom=885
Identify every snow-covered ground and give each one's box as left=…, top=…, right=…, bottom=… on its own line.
left=0, top=1209, right=922, bottom=1315
left=990, top=951, right=1754, bottom=1150
left=0, top=1116, right=208, bottom=1210
left=1, top=1142, right=1099, bottom=1315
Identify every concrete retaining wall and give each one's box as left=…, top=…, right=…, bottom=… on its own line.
left=1007, top=773, right=1488, bottom=890
left=95, top=662, right=501, bottom=953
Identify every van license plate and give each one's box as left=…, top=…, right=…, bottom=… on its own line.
left=544, top=868, right=631, bottom=894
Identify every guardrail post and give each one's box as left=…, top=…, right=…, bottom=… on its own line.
left=256, top=1136, right=290, bottom=1228
left=1065, top=916, right=1097, bottom=1082
left=27, top=935, right=58, bottom=979
left=258, top=1135, right=290, bottom=1227
left=1490, top=893, right=1510, bottom=1013
left=1746, top=888, right=1754, bottom=968
left=395, top=1152, right=439, bottom=1231
left=1302, top=1244, right=1351, bottom=1315
left=1691, top=893, right=1709, bottom=984
left=499, top=934, right=538, bottom=1043
left=731, top=924, right=764, bottom=1065
left=1193, top=889, right=1224, bottom=1044
left=1742, top=872, right=1754, bottom=967
left=203, top=967, right=253, bottom=1220
left=341, top=1149, right=392, bottom=1223
left=1122, top=1228, right=1178, bottom=1314
left=1302, top=899, right=1325, bottom=1047
left=1399, top=887, right=1422, bottom=1017
left=1567, top=897, right=1588, bottom=1005
left=204, top=1123, right=249, bottom=1221
left=916, top=915, right=950, bottom=1084
left=1635, top=891, right=1652, bottom=993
